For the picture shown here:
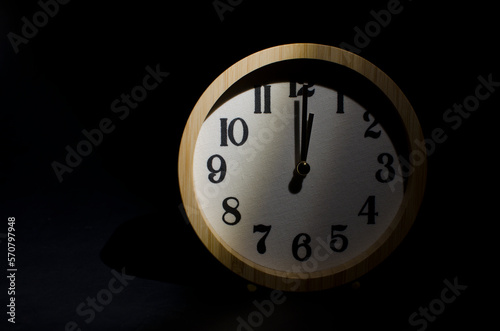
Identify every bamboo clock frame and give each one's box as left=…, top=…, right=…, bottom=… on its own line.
left=178, top=43, right=426, bottom=291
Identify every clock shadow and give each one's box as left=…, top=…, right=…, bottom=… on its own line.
left=213, top=59, right=411, bottom=194
left=207, top=59, right=411, bottom=186
left=99, top=210, right=247, bottom=294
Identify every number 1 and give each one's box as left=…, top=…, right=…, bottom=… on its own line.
left=337, top=92, right=344, bottom=114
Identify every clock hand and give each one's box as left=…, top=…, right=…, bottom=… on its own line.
left=301, top=113, right=314, bottom=162
left=297, top=83, right=314, bottom=176
left=289, top=83, right=315, bottom=194
left=296, top=113, right=314, bottom=176
left=300, top=83, right=309, bottom=161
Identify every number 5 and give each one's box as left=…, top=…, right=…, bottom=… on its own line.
left=330, top=225, right=348, bottom=253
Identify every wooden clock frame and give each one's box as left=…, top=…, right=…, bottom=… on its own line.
left=178, top=43, right=426, bottom=291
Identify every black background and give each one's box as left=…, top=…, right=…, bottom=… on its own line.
left=0, top=0, right=497, bottom=330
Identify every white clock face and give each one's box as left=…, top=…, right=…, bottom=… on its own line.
left=192, top=82, right=404, bottom=274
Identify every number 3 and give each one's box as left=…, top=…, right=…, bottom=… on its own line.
left=376, top=153, right=396, bottom=183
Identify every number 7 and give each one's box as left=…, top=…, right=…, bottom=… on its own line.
left=253, top=224, right=272, bottom=254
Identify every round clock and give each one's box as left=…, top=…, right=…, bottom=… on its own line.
left=178, top=43, right=426, bottom=291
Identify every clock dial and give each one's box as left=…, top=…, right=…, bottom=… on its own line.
left=178, top=44, right=426, bottom=291
left=192, top=82, right=403, bottom=273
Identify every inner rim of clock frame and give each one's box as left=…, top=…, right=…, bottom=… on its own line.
left=207, top=58, right=411, bottom=189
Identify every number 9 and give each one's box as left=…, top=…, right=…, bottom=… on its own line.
left=207, top=154, right=227, bottom=184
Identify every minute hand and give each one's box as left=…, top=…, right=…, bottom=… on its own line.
left=297, top=84, right=314, bottom=176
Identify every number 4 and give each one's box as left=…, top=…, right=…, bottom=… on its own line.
left=358, top=195, right=378, bottom=224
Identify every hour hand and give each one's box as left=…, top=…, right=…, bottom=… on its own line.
left=296, top=113, right=314, bottom=176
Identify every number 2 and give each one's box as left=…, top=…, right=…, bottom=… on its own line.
left=363, top=111, right=382, bottom=139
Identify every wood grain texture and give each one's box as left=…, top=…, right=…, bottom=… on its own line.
left=178, top=43, right=426, bottom=291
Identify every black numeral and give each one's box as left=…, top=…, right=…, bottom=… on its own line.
left=363, top=111, right=382, bottom=139
left=253, top=225, right=272, bottom=254
left=289, top=82, right=315, bottom=98
left=330, top=225, right=348, bottom=253
left=292, top=233, right=312, bottom=261
left=254, top=85, right=271, bottom=114
left=358, top=196, right=378, bottom=224
left=289, top=81, right=297, bottom=97
left=207, top=154, right=226, bottom=184
left=337, top=92, right=344, bottom=114
left=222, top=197, right=241, bottom=225
left=220, top=118, right=249, bottom=146
left=376, top=153, right=396, bottom=183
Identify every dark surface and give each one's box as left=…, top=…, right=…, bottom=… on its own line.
left=0, top=0, right=497, bottom=330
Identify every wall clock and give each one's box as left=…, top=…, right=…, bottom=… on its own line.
left=178, top=43, right=426, bottom=291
